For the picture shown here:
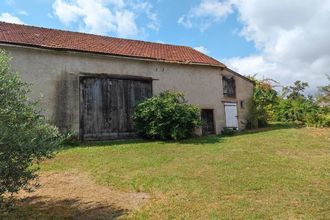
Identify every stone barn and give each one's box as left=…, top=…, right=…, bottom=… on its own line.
left=0, top=22, right=254, bottom=140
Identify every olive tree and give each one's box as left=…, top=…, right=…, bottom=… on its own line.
left=0, top=50, right=64, bottom=203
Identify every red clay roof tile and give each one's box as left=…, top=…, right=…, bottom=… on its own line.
left=0, top=22, right=225, bottom=67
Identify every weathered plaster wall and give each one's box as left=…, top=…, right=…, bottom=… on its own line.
left=221, top=68, right=254, bottom=129
left=1, top=44, right=253, bottom=135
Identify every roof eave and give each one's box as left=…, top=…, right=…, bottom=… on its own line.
left=0, top=41, right=226, bottom=68
left=224, top=67, right=255, bottom=84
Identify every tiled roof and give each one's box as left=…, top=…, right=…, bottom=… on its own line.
left=0, top=22, right=225, bottom=67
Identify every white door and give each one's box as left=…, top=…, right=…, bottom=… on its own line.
left=224, top=103, right=238, bottom=128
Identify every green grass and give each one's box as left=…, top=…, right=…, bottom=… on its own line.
left=3, top=126, right=330, bottom=219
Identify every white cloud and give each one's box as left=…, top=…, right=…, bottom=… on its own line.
left=130, top=1, right=160, bottom=31
left=178, top=0, right=233, bottom=31
left=0, top=13, right=24, bottom=24
left=113, top=10, right=138, bottom=37
left=17, top=10, right=28, bottom=16
left=182, top=0, right=330, bottom=94
left=194, top=46, right=210, bottom=54
left=53, top=0, right=83, bottom=24
left=52, top=0, right=159, bottom=38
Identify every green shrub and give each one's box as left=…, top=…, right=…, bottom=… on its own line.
left=222, top=127, right=237, bottom=136
left=325, top=114, right=330, bottom=127
left=246, top=97, right=269, bottom=129
left=0, top=50, right=64, bottom=204
left=133, top=91, right=201, bottom=140
left=305, top=112, right=330, bottom=128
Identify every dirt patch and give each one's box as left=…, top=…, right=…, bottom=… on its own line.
left=275, top=149, right=307, bottom=159
left=302, top=128, right=330, bottom=138
left=276, top=147, right=330, bottom=161
left=13, top=172, right=149, bottom=219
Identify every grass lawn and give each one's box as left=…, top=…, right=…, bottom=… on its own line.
left=2, top=125, right=330, bottom=219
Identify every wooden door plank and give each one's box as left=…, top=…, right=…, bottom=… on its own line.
left=80, top=77, right=152, bottom=140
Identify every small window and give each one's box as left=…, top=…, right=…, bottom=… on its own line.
left=240, top=101, right=244, bottom=109
left=223, top=76, right=236, bottom=97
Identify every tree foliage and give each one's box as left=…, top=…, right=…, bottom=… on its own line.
left=247, top=75, right=329, bottom=128
left=246, top=76, right=278, bottom=128
left=274, top=81, right=329, bottom=126
left=281, top=80, right=309, bottom=99
left=0, top=50, right=64, bottom=203
left=316, top=74, right=330, bottom=105
left=133, top=91, right=201, bottom=140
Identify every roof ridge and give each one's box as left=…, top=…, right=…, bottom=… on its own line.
left=0, top=21, right=187, bottom=48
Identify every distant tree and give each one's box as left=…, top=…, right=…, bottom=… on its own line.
left=281, top=80, right=309, bottom=99
left=316, top=74, right=330, bottom=105
left=246, top=76, right=329, bottom=128
left=273, top=80, right=330, bottom=126
left=0, top=50, right=64, bottom=204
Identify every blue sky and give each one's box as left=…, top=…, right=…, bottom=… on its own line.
left=1, top=0, right=329, bottom=93
left=0, top=0, right=256, bottom=60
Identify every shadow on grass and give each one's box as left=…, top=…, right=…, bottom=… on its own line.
left=162, top=123, right=302, bottom=145
left=61, top=138, right=156, bottom=150
left=81, top=136, right=224, bottom=147
left=62, top=123, right=302, bottom=148
left=1, top=196, right=127, bottom=220
left=234, top=122, right=303, bottom=137
left=176, top=135, right=224, bottom=145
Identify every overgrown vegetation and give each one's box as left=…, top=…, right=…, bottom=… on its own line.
left=133, top=91, right=201, bottom=140
left=0, top=50, right=64, bottom=204
left=246, top=77, right=278, bottom=128
left=247, top=75, right=330, bottom=128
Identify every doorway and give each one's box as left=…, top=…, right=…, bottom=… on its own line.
left=201, top=109, right=215, bottom=135
left=224, top=103, right=238, bottom=129
left=80, top=76, right=152, bottom=140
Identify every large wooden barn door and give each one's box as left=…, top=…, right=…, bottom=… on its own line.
left=80, top=77, right=152, bottom=140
